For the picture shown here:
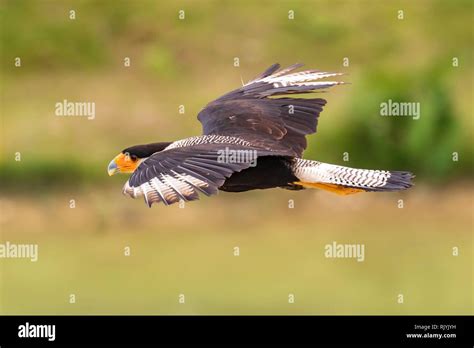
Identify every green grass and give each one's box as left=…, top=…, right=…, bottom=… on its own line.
left=1, top=187, right=472, bottom=314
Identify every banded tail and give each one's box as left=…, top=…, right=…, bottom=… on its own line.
left=292, top=159, right=414, bottom=195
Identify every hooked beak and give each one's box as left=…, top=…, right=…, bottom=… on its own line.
left=108, top=152, right=141, bottom=176
left=108, top=157, right=119, bottom=176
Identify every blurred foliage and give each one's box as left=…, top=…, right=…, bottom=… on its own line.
left=0, top=159, right=103, bottom=191
left=325, top=63, right=471, bottom=181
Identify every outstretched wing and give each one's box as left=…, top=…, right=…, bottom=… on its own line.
left=197, top=63, right=345, bottom=157
left=123, top=144, right=274, bottom=206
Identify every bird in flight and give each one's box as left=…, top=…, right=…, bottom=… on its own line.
left=108, top=63, right=413, bottom=206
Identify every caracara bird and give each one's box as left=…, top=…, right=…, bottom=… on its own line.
left=108, top=63, right=413, bottom=206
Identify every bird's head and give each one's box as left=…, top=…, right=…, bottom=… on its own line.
left=107, top=142, right=172, bottom=176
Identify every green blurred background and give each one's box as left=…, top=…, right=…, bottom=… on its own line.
left=0, top=0, right=472, bottom=314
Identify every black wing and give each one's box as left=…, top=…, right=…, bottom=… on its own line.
left=197, top=63, right=345, bottom=157
left=123, top=144, right=275, bottom=206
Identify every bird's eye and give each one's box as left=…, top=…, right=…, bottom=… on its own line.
left=130, top=155, right=138, bottom=161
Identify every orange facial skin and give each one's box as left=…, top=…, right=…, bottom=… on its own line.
left=108, top=152, right=140, bottom=176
